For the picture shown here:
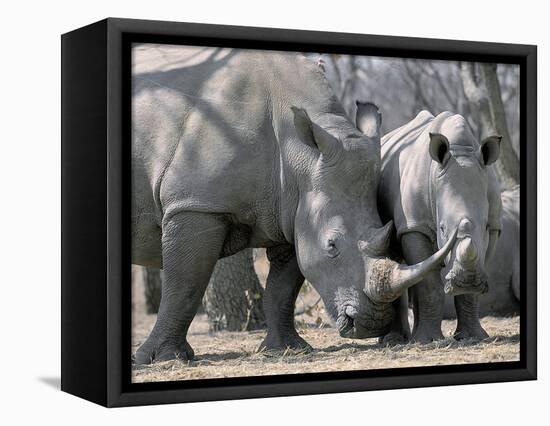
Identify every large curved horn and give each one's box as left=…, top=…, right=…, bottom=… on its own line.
left=364, top=227, right=458, bottom=303
left=485, top=229, right=500, bottom=265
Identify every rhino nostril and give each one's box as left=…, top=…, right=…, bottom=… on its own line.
left=345, top=305, right=357, bottom=318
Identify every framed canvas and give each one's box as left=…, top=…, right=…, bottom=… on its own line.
left=61, top=18, right=537, bottom=407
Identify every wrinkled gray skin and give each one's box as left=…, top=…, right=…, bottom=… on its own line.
left=357, top=104, right=502, bottom=343
left=132, top=46, right=454, bottom=364
left=444, top=187, right=519, bottom=317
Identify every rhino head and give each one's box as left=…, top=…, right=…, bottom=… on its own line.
left=427, top=117, right=502, bottom=296
left=290, top=106, right=456, bottom=338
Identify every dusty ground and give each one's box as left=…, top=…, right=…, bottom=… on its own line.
left=132, top=313, right=519, bottom=383
left=132, top=263, right=519, bottom=383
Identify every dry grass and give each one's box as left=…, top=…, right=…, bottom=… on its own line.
left=131, top=262, right=519, bottom=383
left=131, top=312, right=519, bottom=383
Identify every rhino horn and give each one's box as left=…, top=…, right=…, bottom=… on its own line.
left=361, top=227, right=458, bottom=303
left=456, top=237, right=478, bottom=268
left=485, top=229, right=500, bottom=265
left=359, top=221, right=393, bottom=256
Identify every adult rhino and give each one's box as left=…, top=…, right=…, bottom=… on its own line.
left=132, top=45, right=455, bottom=364
left=356, top=103, right=502, bottom=343
left=444, top=187, right=519, bottom=317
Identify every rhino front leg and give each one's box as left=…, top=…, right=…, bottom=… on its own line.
left=401, top=232, right=445, bottom=343
left=134, top=212, right=227, bottom=364
left=453, top=295, right=489, bottom=340
left=379, top=295, right=411, bottom=345
left=259, top=245, right=312, bottom=353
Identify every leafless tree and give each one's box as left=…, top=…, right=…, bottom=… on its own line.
left=203, top=249, right=265, bottom=332
left=317, top=53, right=519, bottom=189
left=142, top=267, right=162, bottom=314
left=460, top=62, right=519, bottom=189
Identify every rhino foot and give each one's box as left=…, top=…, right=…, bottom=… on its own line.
left=453, top=325, right=489, bottom=341
left=258, top=331, right=313, bottom=354
left=134, top=339, right=195, bottom=365
left=410, top=327, right=444, bottom=344
left=379, top=330, right=409, bottom=346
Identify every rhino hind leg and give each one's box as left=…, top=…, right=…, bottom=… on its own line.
left=134, top=212, right=227, bottom=365
left=453, top=294, right=489, bottom=341
left=401, top=232, right=445, bottom=343
left=258, top=245, right=312, bottom=353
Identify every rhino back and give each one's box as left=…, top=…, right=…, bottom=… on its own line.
left=378, top=110, right=437, bottom=242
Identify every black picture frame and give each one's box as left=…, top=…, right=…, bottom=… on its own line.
left=61, top=17, right=537, bottom=407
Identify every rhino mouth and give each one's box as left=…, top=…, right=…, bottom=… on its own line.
left=444, top=267, right=488, bottom=295
left=336, top=304, right=361, bottom=338
left=337, top=304, right=393, bottom=339
left=338, top=310, right=356, bottom=338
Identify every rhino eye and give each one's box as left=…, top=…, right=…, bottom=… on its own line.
left=326, top=239, right=340, bottom=258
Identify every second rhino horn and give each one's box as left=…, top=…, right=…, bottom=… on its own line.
left=358, top=221, right=394, bottom=257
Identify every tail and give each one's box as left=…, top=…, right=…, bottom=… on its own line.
left=355, top=101, right=382, bottom=139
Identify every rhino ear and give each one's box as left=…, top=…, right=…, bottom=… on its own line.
left=429, top=132, right=450, bottom=165
left=355, top=101, right=382, bottom=138
left=480, top=136, right=502, bottom=166
left=292, top=106, right=316, bottom=148
left=291, top=106, right=341, bottom=162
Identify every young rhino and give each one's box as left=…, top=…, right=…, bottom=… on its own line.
left=356, top=103, right=502, bottom=343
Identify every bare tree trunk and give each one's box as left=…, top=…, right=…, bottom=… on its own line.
left=142, top=267, right=162, bottom=314
left=480, top=63, right=520, bottom=185
left=401, top=59, right=435, bottom=115
left=203, top=248, right=266, bottom=332
left=460, top=62, right=519, bottom=189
